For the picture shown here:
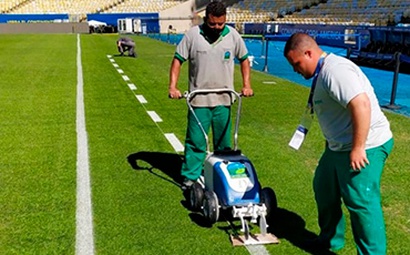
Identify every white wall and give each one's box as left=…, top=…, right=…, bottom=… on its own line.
left=159, top=0, right=197, bottom=33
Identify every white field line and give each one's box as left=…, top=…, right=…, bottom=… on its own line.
left=75, top=34, right=95, bottom=255
left=246, top=245, right=271, bottom=255
left=147, top=111, right=162, bottom=122
left=105, top=53, right=270, bottom=255
left=262, top=81, right=277, bottom=84
left=108, top=59, right=185, bottom=155
left=164, top=133, right=184, bottom=152
left=128, top=83, right=137, bottom=90
left=135, top=95, right=147, bottom=103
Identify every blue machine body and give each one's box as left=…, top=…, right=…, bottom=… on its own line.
left=204, top=152, right=261, bottom=208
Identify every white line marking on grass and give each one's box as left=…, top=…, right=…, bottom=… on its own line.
left=262, top=81, right=277, bottom=84
left=106, top=56, right=185, bottom=154
left=75, top=34, right=95, bottom=255
left=128, top=83, right=137, bottom=90
left=164, top=133, right=184, bottom=152
left=136, top=95, right=147, bottom=103
left=103, top=52, right=268, bottom=255
left=147, top=111, right=162, bottom=122
left=109, top=59, right=115, bottom=63
left=245, top=245, right=271, bottom=255
left=107, top=55, right=112, bottom=58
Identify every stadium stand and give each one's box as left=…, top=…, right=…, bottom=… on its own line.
left=1, top=0, right=186, bottom=21
left=2, top=0, right=116, bottom=14
left=225, top=0, right=410, bottom=26
left=104, top=0, right=186, bottom=14
left=0, top=0, right=408, bottom=73
left=0, top=0, right=29, bottom=13
left=1, top=0, right=186, bottom=14
left=226, top=0, right=278, bottom=23
left=1, top=0, right=409, bottom=28
left=280, top=0, right=410, bottom=26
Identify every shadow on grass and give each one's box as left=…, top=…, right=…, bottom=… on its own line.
left=111, top=53, right=137, bottom=58
left=126, top=151, right=204, bottom=212
left=267, top=208, right=337, bottom=255
left=127, top=151, right=214, bottom=225
left=127, top=151, right=184, bottom=188
left=188, top=212, right=214, bottom=228
left=199, top=207, right=335, bottom=255
left=127, top=151, right=334, bottom=254
left=188, top=204, right=335, bottom=254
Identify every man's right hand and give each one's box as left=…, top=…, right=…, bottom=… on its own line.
left=241, top=87, right=254, bottom=97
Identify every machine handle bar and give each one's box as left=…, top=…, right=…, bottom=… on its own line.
left=184, top=89, right=243, bottom=152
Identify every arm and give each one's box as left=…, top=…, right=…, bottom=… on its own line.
left=240, top=58, right=253, bottom=96
left=347, top=92, right=371, bottom=171
left=168, top=58, right=182, bottom=99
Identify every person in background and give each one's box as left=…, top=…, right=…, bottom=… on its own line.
left=284, top=32, right=393, bottom=254
left=168, top=1, right=253, bottom=190
left=117, top=37, right=136, bottom=57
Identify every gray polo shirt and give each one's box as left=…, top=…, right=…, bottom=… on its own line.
left=118, top=37, right=135, bottom=46
left=174, top=25, right=248, bottom=107
left=313, top=53, right=393, bottom=151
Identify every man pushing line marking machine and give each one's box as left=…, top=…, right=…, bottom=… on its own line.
left=184, top=88, right=279, bottom=246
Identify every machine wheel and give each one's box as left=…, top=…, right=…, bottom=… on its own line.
left=203, top=190, right=219, bottom=225
left=261, top=187, right=278, bottom=219
left=189, top=182, right=204, bottom=211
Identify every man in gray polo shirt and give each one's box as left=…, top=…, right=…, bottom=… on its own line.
left=168, top=1, right=253, bottom=190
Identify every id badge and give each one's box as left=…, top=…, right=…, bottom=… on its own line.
left=289, top=108, right=313, bottom=150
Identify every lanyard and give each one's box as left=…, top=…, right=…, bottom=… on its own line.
left=290, top=52, right=328, bottom=150
left=307, top=53, right=327, bottom=113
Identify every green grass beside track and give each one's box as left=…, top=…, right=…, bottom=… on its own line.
left=0, top=34, right=77, bottom=254
left=0, top=34, right=409, bottom=254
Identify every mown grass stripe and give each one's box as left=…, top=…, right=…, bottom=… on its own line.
left=75, top=34, right=95, bottom=255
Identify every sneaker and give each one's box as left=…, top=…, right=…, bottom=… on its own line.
left=181, top=179, right=194, bottom=191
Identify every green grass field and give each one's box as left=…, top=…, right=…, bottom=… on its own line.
left=0, top=34, right=409, bottom=255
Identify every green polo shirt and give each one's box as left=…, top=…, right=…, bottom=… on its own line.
left=174, top=25, right=248, bottom=107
